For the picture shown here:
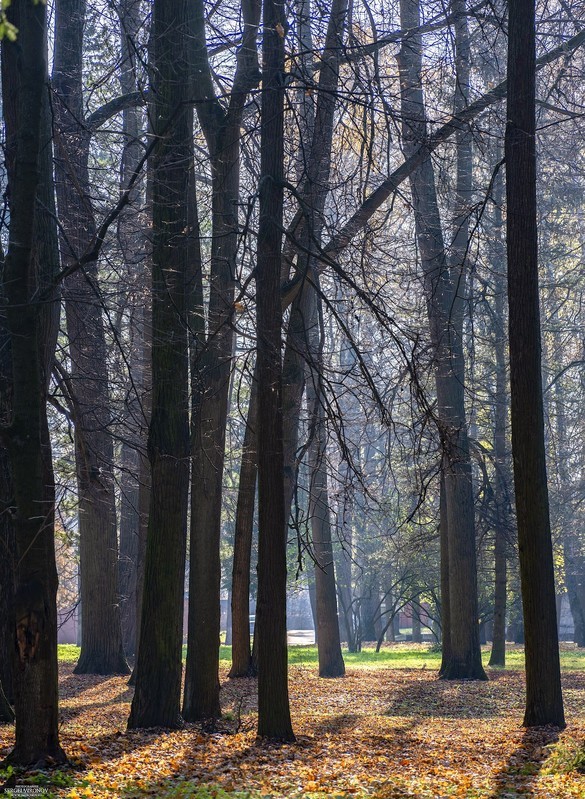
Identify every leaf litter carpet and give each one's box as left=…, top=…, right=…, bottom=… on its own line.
left=1, top=662, right=584, bottom=798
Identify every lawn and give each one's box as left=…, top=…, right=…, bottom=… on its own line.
left=1, top=643, right=583, bottom=798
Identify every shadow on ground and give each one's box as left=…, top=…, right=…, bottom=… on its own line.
left=385, top=675, right=506, bottom=719
left=488, top=726, right=560, bottom=798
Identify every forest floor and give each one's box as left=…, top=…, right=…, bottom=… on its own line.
left=0, top=645, right=584, bottom=799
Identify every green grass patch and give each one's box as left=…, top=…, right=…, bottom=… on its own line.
left=59, top=642, right=585, bottom=671
left=287, top=643, right=443, bottom=669
left=58, top=644, right=81, bottom=663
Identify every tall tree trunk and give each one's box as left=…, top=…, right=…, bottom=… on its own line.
left=488, top=165, right=508, bottom=668
left=0, top=0, right=66, bottom=766
left=506, top=0, right=565, bottom=728
left=128, top=0, right=191, bottom=730
left=53, top=0, right=128, bottom=676
left=398, top=0, right=485, bottom=681
left=255, top=0, right=295, bottom=742
left=439, top=467, right=452, bottom=673
left=182, top=0, right=261, bottom=722
left=305, top=296, right=345, bottom=677
left=0, top=340, right=13, bottom=721
left=1, top=0, right=61, bottom=709
left=229, top=369, right=259, bottom=678
left=117, top=0, right=146, bottom=662
left=546, top=266, right=585, bottom=649
left=228, top=0, right=347, bottom=680
left=0, top=326, right=14, bottom=708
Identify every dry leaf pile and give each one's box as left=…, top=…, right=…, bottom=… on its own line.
left=1, top=659, right=584, bottom=798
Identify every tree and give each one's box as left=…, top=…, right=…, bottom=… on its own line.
left=229, top=371, right=259, bottom=678
left=0, top=0, right=66, bottom=766
left=255, top=0, right=295, bottom=742
left=306, top=305, right=346, bottom=678
left=506, top=0, right=565, bottom=728
left=397, top=0, right=486, bottom=681
left=487, top=161, right=509, bottom=668
left=116, top=0, right=148, bottom=662
left=128, top=0, right=191, bottom=729
left=182, top=0, right=261, bottom=722
left=53, top=0, right=129, bottom=676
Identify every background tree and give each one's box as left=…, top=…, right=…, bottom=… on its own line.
left=53, top=0, right=129, bottom=676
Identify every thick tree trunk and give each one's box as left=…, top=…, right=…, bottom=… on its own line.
left=255, top=0, right=295, bottom=743
left=1, top=0, right=60, bottom=709
left=0, top=681, right=13, bottom=723
left=128, top=0, right=191, bottom=730
left=398, top=0, right=485, bottom=681
left=360, top=587, right=379, bottom=643
left=412, top=607, right=422, bottom=643
left=0, top=406, right=14, bottom=708
left=506, top=0, right=565, bottom=728
left=53, top=0, right=128, bottom=676
left=1, top=0, right=66, bottom=767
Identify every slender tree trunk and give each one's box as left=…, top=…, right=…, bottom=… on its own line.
left=117, top=0, right=146, bottom=662
left=229, top=369, right=259, bottom=678
left=128, top=0, right=191, bottom=729
left=439, top=468, right=452, bottom=674
left=506, top=0, right=565, bottom=728
left=489, top=166, right=508, bottom=668
left=398, top=0, right=485, bottom=681
left=306, top=305, right=345, bottom=676
left=183, top=0, right=261, bottom=722
left=229, top=0, right=348, bottom=676
left=0, top=0, right=66, bottom=766
left=546, top=266, right=585, bottom=649
left=255, top=0, right=295, bottom=742
left=53, top=0, right=128, bottom=676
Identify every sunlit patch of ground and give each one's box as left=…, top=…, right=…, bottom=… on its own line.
left=0, top=648, right=583, bottom=798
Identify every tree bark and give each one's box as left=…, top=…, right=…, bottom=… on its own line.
left=506, top=0, right=565, bottom=727
left=53, top=0, right=128, bottom=676
left=255, top=0, right=295, bottom=743
left=305, top=300, right=345, bottom=677
left=229, top=369, right=259, bottom=678
left=0, top=344, right=14, bottom=707
left=439, top=467, right=452, bottom=674
left=398, top=0, right=485, bottom=681
left=128, top=0, right=191, bottom=729
left=116, top=0, right=147, bottom=662
left=488, top=165, right=508, bottom=668
left=182, top=0, right=261, bottom=722
left=0, top=0, right=66, bottom=766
